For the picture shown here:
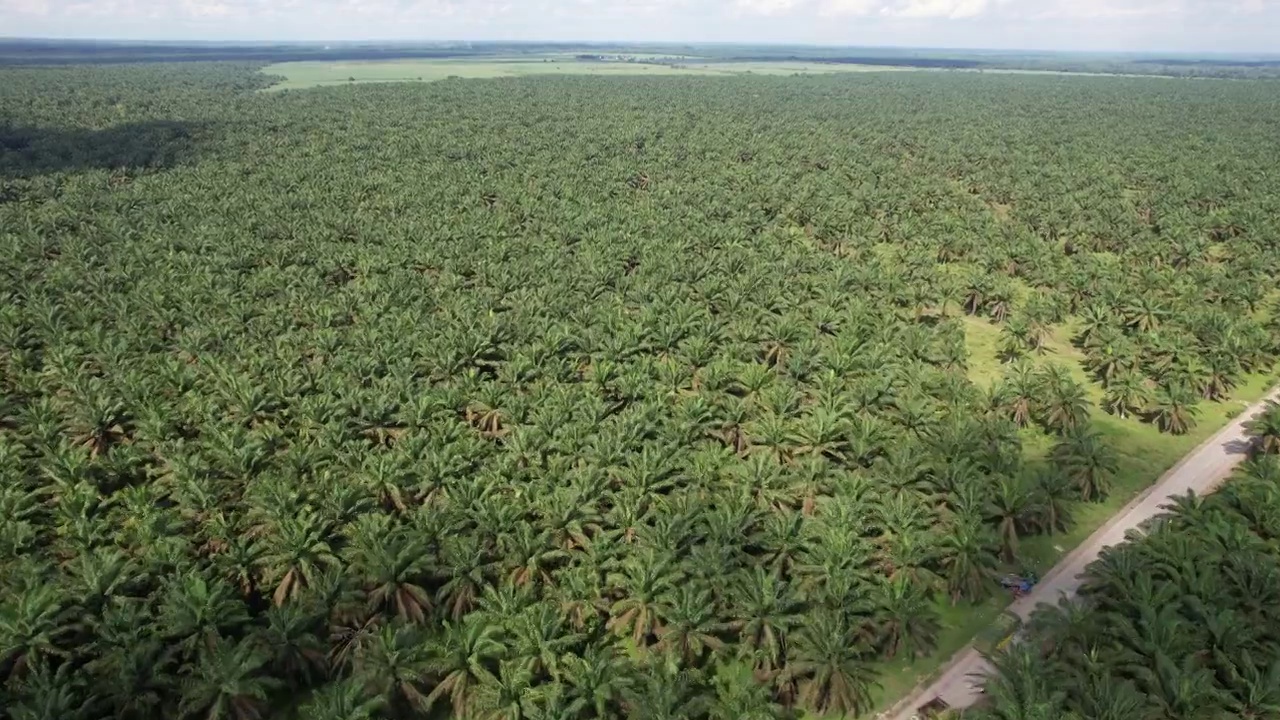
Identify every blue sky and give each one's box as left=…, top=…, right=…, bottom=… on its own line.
left=3, top=0, right=1277, bottom=53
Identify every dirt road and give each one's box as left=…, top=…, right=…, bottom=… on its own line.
left=884, top=388, right=1280, bottom=720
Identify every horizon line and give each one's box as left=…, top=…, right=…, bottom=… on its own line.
left=2, top=36, right=1279, bottom=59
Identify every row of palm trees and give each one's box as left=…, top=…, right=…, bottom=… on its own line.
left=970, top=421, right=1280, bottom=720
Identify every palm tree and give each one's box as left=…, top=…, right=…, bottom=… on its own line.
left=508, top=602, right=584, bottom=682
left=1038, top=370, right=1091, bottom=435
left=253, top=509, right=340, bottom=606
left=1032, top=468, right=1076, bottom=535
left=624, top=663, right=709, bottom=720
left=297, top=679, right=385, bottom=720
left=1149, top=383, right=1201, bottom=436
left=1244, top=401, right=1280, bottom=455
left=1052, top=425, right=1118, bottom=503
left=938, top=518, right=999, bottom=603
left=3, top=660, right=97, bottom=720
left=1131, top=653, right=1227, bottom=720
left=1068, top=672, right=1147, bottom=720
left=177, top=638, right=282, bottom=720
left=604, top=548, right=681, bottom=647
left=343, top=520, right=433, bottom=623
left=353, top=621, right=433, bottom=714
left=157, top=572, right=251, bottom=660
left=874, top=575, right=941, bottom=660
left=654, top=585, right=726, bottom=665
left=472, top=660, right=538, bottom=720
left=985, top=473, right=1041, bottom=562
left=975, top=644, right=1070, bottom=720
left=782, top=610, right=880, bottom=717
left=993, top=362, right=1038, bottom=428
left=1222, top=656, right=1280, bottom=720
left=255, top=603, right=327, bottom=689
left=425, top=619, right=507, bottom=717
left=706, top=661, right=785, bottom=720
left=725, top=567, right=800, bottom=676
left=0, top=581, right=73, bottom=680
left=1102, top=370, right=1151, bottom=419
left=561, top=643, right=635, bottom=719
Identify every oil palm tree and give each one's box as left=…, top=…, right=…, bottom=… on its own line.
left=1052, top=425, right=1118, bottom=503
left=781, top=609, right=880, bottom=717
left=938, top=518, right=999, bottom=603
left=177, top=637, right=281, bottom=720
left=874, top=575, right=940, bottom=660
left=605, top=548, right=681, bottom=647
left=0, top=581, right=74, bottom=680
left=1038, top=370, right=1091, bottom=435
left=654, top=585, right=726, bottom=665
left=425, top=619, right=508, bottom=717
left=1244, top=401, right=1280, bottom=455
left=353, top=621, right=433, bottom=715
left=1150, top=383, right=1201, bottom=436
left=725, top=567, right=800, bottom=676
left=1102, top=370, right=1151, bottom=420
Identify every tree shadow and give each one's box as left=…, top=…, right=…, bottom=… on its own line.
left=1223, top=438, right=1256, bottom=456
left=0, top=120, right=211, bottom=179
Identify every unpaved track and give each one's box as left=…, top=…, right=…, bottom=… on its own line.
left=884, top=388, right=1280, bottom=720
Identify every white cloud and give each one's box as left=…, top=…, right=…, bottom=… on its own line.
left=818, top=0, right=881, bottom=16
left=734, top=0, right=803, bottom=16
left=889, top=0, right=992, bottom=19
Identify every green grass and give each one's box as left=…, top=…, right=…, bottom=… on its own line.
left=860, top=314, right=1277, bottom=717
left=260, top=58, right=910, bottom=90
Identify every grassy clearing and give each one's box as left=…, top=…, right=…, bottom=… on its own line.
left=260, top=58, right=910, bottom=90
left=860, top=315, right=1276, bottom=717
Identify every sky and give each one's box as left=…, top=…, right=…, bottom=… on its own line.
left=2, top=0, right=1278, bottom=53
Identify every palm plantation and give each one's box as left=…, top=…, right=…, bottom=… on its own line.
left=2, top=61, right=1279, bottom=720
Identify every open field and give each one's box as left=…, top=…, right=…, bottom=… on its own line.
left=261, top=57, right=910, bottom=89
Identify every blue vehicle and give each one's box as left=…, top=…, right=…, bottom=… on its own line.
left=1000, top=574, right=1037, bottom=597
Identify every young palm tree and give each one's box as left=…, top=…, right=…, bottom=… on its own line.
left=344, top=523, right=434, bottom=624
left=157, top=572, right=252, bottom=660
left=561, top=643, right=635, bottom=719
left=508, top=602, right=584, bottom=682
left=253, top=509, right=340, bottom=607
left=0, top=581, right=73, bottom=680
